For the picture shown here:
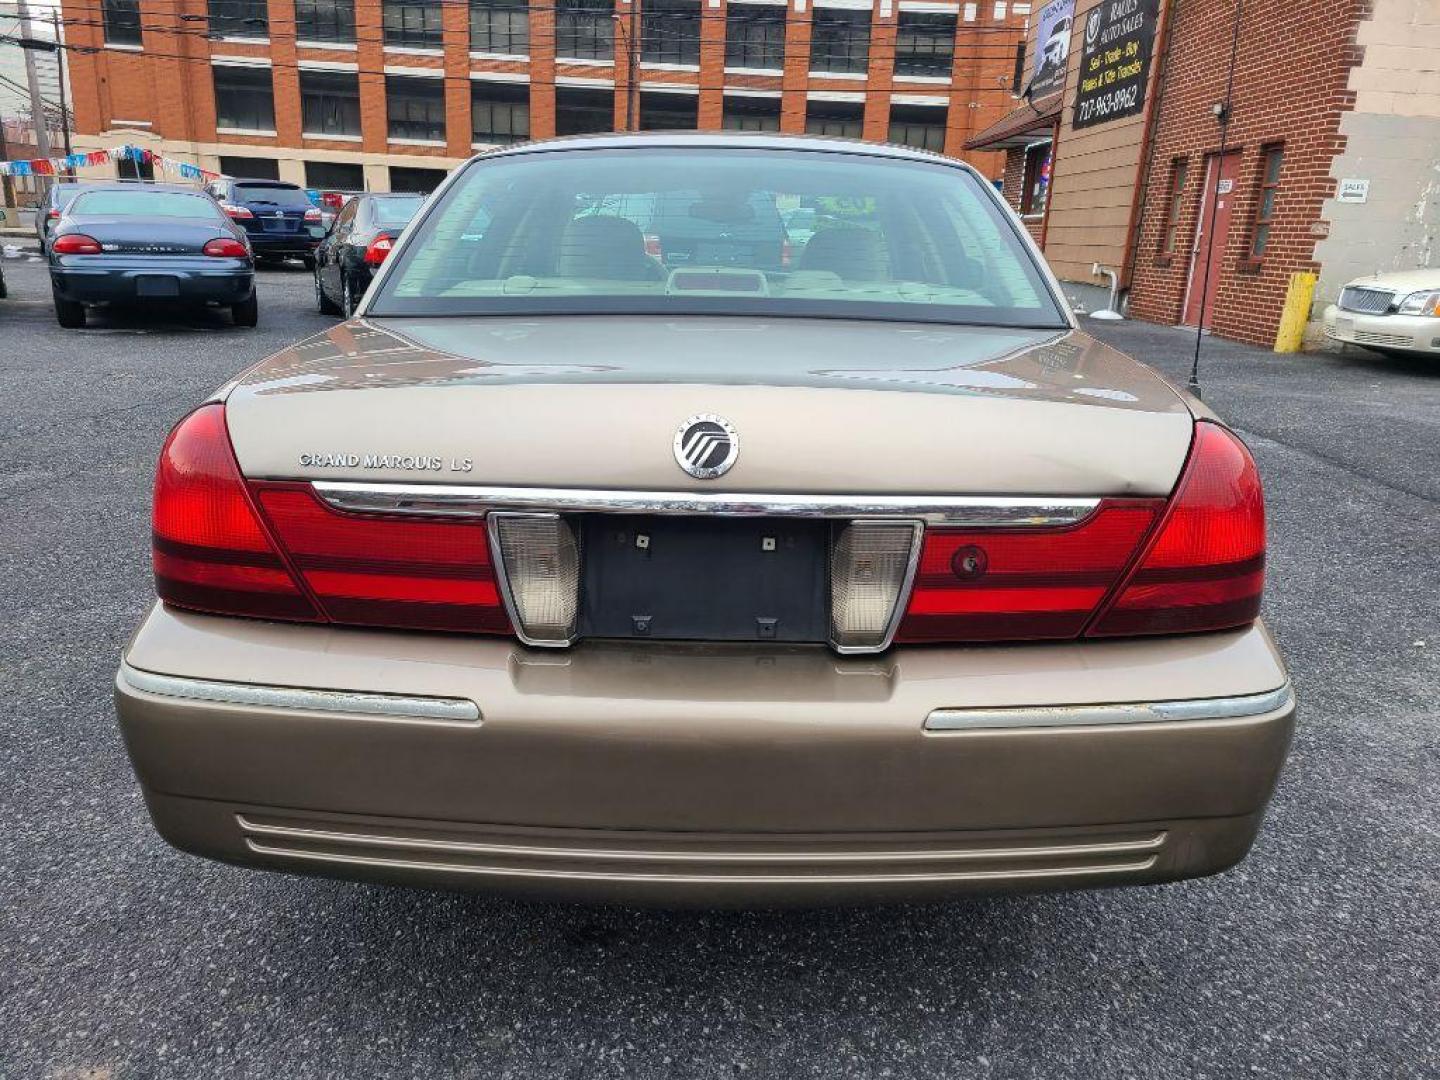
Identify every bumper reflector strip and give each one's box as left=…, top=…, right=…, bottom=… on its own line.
left=118, top=663, right=481, bottom=724
left=924, top=684, right=1292, bottom=732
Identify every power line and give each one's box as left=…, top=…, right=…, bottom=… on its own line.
left=0, top=31, right=1033, bottom=98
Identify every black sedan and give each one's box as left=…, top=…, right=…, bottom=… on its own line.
left=313, top=192, right=423, bottom=316
left=48, top=185, right=257, bottom=329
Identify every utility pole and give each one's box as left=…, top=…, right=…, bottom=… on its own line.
left=53, top=11, right=71, bottom=159
left=16, top=0, right=53, bottom=164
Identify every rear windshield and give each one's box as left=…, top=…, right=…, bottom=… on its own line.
left=68, top=191, right=222, bottom=219
left=234, top=182, right=312, bottom=208
left=369, top=148, right=1065, bottom=327
left=373, top=196, right=424, bottom=227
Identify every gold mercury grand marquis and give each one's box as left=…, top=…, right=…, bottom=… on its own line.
left=114, top=133, right=1294, bottom=905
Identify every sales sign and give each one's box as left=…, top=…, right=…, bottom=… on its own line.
left=1073, top=0, right=1160, bottom=130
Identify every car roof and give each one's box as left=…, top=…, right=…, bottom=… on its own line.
left=68, top=182, right=211, bottom=198
left=473, top=131, right=978, bottom=171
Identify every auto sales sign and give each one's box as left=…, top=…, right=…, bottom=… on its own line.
left=1072, top=0, right=1160, bottom=129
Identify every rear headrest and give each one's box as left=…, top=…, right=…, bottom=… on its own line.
left=798, top=226, right=890, bottom=283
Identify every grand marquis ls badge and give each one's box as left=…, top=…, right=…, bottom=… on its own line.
left=674, top=414, right=739, bottom=480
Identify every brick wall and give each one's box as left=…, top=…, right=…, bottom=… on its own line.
left=1127, top=0, right=1370, bottom=346
left=60, top=0, right=1028, bottom=186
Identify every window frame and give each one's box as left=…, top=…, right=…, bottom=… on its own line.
left=1248, top=144, right=1283, bottom=262
left=804, top=100, right=865, bottom=139
left=724, top=4, right=786, bottom=70
left=1019, top=140, right=1051, bottom=217
left=641, top=0, right=703, bottom=65
left=470, top=0, right=530, bottom=55
left=212, top=64, right=277, bottom=133
left=555, top=0, right=614, bottom=61
left=383, top=0, right=445, bottom=49
left=295, top=0, right=356, bottom=44
left=893, top=11, right=956, bottom=79
left=808, top=8, right=871, bottom=75
left=471, top=81, right=531, bottom=145
left=101, top=0, right=142, bottom=46
left=385, top=75, right=448, bottom=142
left=300, top=69, right=362, bottom=137
left=208, top=0, right=268, bottom=39
left=1160, top=156, right=1188, bottom=255
left=888, top=104, right=948, bottom=154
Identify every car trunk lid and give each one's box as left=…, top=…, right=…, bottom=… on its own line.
left=224, top=316, right=1195, bottom=497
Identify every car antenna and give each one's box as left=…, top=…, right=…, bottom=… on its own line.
left=1187, top=0, right=1245, bottom=401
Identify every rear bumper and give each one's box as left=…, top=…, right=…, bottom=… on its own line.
left=115, top=605, right=1295, bottom=905
left=51, top=263, right=254, bottom=304
left=246, top=233, right=319, bottom=256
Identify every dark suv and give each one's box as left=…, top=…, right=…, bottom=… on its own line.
left=205, top=178, right=323, bottom=266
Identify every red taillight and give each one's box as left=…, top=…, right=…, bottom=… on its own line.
left=152, top=405, right=319, bottom=621
left=1088, top=422, right=1264, bottom=637
left=250, top=483, right=511, bottom=634
left=781, top=238, right=793, bottom=268
left=643, top=234, right=662, bottom=259
left=363, top=234, right=394, bottom=265
left=51, top=233, right=102, bottom=255
left=202, top=237, right=248, bottom=258
left=897, top=501, right=1163, bottom=643
left=47, top=208, right=61, bottom=220
left=221, top=203, right=254, bottom=220
left=304, top=207, right=323, bottom=223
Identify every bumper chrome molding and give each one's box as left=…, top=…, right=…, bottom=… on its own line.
left=117, top=664, right=481, bottom=724
left=311, top=481, right=1100, bottom=528
left=924, top=684, right=1293, bottom=732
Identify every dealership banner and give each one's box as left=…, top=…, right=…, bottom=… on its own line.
left=1072, top=0, right=1161, bottom=129
left=1030, top=0, right=1076, bottom=98
left=0, top=145, right=221, bottom=181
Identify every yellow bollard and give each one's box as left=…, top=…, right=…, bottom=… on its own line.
left=1274, top=271, right=1318, bottom=354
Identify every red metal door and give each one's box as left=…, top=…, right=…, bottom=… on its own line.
left=1183, top=152, right=1241, bottom=327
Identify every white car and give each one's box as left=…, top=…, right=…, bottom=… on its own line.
left=1323, top=269, right=1440, bottom=359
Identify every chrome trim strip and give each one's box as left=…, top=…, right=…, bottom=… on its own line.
left=236, top=815, right=1165, bottom=864
left=830, top=519, right=925, bottom=656
left=243, top=840, right=1158, bottom=884
left=312, top=481, right=1100, bottom=528
left=924, top=684, right=1293, bottom=732
left=118, top=664, right=481, bottom=724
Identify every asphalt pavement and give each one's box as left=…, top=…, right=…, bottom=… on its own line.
left=1, top=254, right=1436, bottom=1079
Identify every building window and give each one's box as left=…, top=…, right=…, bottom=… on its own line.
left=894, top=11, right=955, bottom=78
left=219, top=155, right=280, bottom=180
left=1161, top=157, right=1188, bottom=254
left=209, top=0, right=268, bottom=38
left=295, top=0, right=356, bottom=44
left=306, top=160, right=364, bottom=190
left=1020, top=140, right=1050, bottom=215
left=556, top=0, right=614, bottom=60
left=555, top=86, right=614, bottom=134
left=301, top=70, right=362, bottom=137
left=391, top=166, right=448, bottom=192
left=722, top=94, right=781, bottom=131
left=472, top=81, right=530, bottom=144
left=384, top=0, right=444, bottom=48
left=642, top=0, right=702, bottom=65
left=471, top=0, right=529, bottom=54
left=102, top=0, right=142, bottom=46
left=888, top=104, right=946, bottom=153
left=213, top=65, right=276, bottom=132
left=809, top=9, right=870, bottom=75
left=639, top=91, right=698, bottom=130
left=386, top=75, right=447, bottom=141
left=725, top=4, right=785, bottom=70
left=1249, top=145, right=1283, bottom=260
left=805, top=100, right=864, bottom=138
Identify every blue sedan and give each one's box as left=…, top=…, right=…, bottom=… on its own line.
left=48, top=185, right=257, bottom=329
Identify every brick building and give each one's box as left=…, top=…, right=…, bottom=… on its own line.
left=59, top=0, right=1035, bottom=193
left=971, top=0, right=1440, bottom=348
